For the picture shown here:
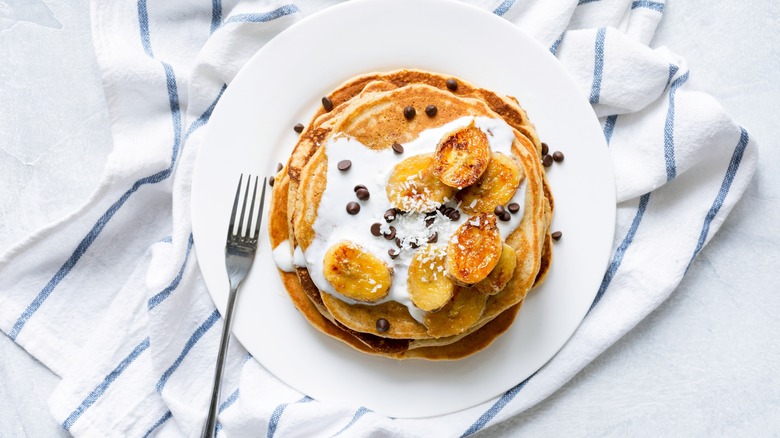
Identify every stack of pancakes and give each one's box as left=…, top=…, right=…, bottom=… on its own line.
left=269, top=70, right=553, bottom=360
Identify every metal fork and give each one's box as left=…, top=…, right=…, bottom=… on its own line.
left=201, top=174, right=267, bottom=438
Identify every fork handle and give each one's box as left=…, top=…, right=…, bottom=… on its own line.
left=201, top=285, right=239, bottom=438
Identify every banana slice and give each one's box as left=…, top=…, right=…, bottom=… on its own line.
left=323, top=241, right=392, bottom=302
left=386, top=154, right=456, bottom=212
left=458, top=152, right=524, bottom=214
left=446, top=212, right=502, bottom=285
left=433, top=122, right=491, bottom=188
left=407, top=245, right=455, bottom=312
left=475, top=243, right=517, bottom=295
left=423, top=286, right=488, bottom=337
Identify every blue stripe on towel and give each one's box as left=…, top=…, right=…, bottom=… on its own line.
left=665, top=64, right=680, bottom=91
left=211, top=0, right=222, bottom=33
left=590, top=192, right=651, bottom=309
left=631, top=0, right=664, bottom=12
left=156, top=309, right=221, bottom=393
left=493, top=0, right=516, bottom=16
left=212, top=388, right=241, bottom=436
left=148, top=234, right=195, bottom=311
left=550, top=34, right=563, bottom=56
left=331, top=406, right=370, bottom=437
left=687, top=128, right=750, bottom=270
left=142, top=410, right=172, bottom=438
left=577, top=0, right=601, bottom=5
left=461, top=371, right=538, bottom=436
left=603, top=115, right=618, bottom=145
left=7, top=0, right=188, bottom=341
left=223, top=4, right=299, bottom=26
left=589, top=28, right=607, bottom=104
left=62, top=337, right=151, bottom=430
left=268, top=396, right=312, bottom=438
left=663, top=71, right=690, bottom=181
left=220, top=388, right=240, bottom=412
left=137, top=0, right=153, bottom=56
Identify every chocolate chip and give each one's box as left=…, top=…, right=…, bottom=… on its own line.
left=383, top=226, right=396, bottom=240
left=494, top=205, right=506, bottom=216
left=356, top=187, right=370, bottom=200
left=337, top=160, right=352, bottom=171
left=499, top=211, right=511, bottom=222
left=551, top=231, right=562, bottom=241
left=508, top=203, right=520, bottom=214
left=322, top=97, right=333, bottom=111
left=553, top=151, right=564, bottom=162
left=376, top=318, right=390, bottom=332
left=542, top=154, right=553, bottom=167
left=541, top=142, right=549, bottom=156
left=346, top=202, right=360, bottom=215
left=424, top=216, right=436, bottom=227
left=388, top=249, right=399, bottom=260
left=391, top=142, right=404, bottom=154
left=395, top=237, right=402, bottom=248
left=425, top=105, right=437, bottom=117
left=448, top=210, right=461, bottom=221
left=409, top=240, right=420, bottom=249
left=269, top=176, right=275, bottom=187
left=370, top=223, right=382, bottom=236
left=446, top=78, right=458, bottom=91
left=354, top=184, right=367, bottom=192
left=403, top=105, right=416, bottom=120
left=293, top=123, right=304, bottom=133
left=443, top=207, right=455, bottom=217
left=384, top=209, right=397, bottom=223
left=276, top=162, right=283, bottom=172
left=428, top=232, right=438, bottom=243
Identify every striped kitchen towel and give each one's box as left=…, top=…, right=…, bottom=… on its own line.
left=0, top=0, right=757, bottom=436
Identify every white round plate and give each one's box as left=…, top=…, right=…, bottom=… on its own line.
left=192, top=0, right=615, bottom=418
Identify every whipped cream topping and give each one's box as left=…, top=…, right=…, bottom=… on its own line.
left=277, top=116, right=527, bottom=322
left=272, top=239, right=295, bottom=273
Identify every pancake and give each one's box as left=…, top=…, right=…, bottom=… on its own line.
left=269, top=69, right=553, bottom=360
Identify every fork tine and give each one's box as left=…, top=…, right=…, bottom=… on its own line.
left=236, top=174, right=251, bottom=238
left=253, top=178, right=268, bottom=239
left=228, top=174, right=243, bottom=237
left=245, top=176, right=259, bottom=238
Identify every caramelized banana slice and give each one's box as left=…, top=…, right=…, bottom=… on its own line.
left=386, top=154, right=456, bottom=212
left=459, top=152, right=524, bottom=214
left=407, top=245, right=455, bottom=311
left=433, top=122, right=491, bottom=188
left=446, top=213, right=502, bottom=285
left=323, top=241, right=392, bottom=302
left=423, top=286, right=488, bottom=337
left=475, top=243, right=517, bottom=295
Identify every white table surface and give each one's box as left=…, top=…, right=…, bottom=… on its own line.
left=1, top=1, right=778, bottom=436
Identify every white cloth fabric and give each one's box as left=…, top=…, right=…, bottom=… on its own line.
left=0, top=0, right=758, bottom=436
